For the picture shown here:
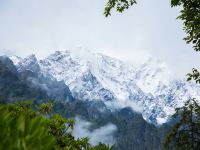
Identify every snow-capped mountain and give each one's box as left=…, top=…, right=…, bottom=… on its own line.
left=10, top=50, right=200, bottom=125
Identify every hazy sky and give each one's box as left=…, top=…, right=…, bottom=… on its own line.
left=0, top=0, right=199, bottom=77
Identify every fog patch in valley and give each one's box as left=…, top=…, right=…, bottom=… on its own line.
left=72, top=117, right=117, bottom=146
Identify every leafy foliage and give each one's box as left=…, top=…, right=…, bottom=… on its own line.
left=187, top=68, right=200, bottom=84
left=104, top=0, right=137, bottom=17
left=0, top=101, right=113, bottom=150
left=93, top=143, right=114, bottom=150
left=164, top=99, right=200, bottom=150
left=171, top=0, right=200, bottom=52
left=0, top=102, right=56, bottom=150
left=39, top=102, right=53, bottom=114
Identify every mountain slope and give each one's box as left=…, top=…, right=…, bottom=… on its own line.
left=0, top=56, right=46, bottom=101
left=0, top=55, right=73, bottom=102
left=9, top=50, right=200, bottom=125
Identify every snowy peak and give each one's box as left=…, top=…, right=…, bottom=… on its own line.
left=9, top=55, right=23, bottom=66
left=39, top=50, right=89, bottom=85
left=135, top=58, right=172, bottom=94
left=10, top=54, right=40, bottom=73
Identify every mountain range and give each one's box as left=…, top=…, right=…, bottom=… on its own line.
left=7, top=50, right=200, bottom=126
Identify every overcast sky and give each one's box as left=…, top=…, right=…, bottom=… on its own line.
left=0, top=0, right=199, bottom=78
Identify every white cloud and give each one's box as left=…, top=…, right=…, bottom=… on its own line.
left=72, top=117, right=117, bottom=146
